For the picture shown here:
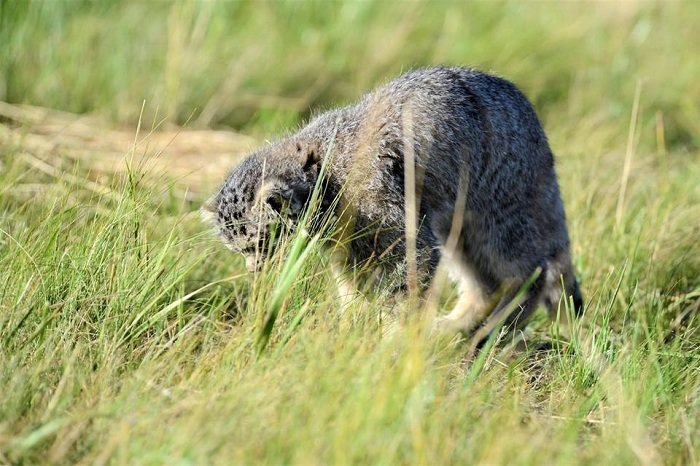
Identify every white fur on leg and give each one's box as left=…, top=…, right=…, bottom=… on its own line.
left=329, top=250, right=357, bottom=309
left=434, top=249, right=489, bottom=334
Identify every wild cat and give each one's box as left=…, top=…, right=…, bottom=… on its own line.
left=202, top=66, right=583, bottom=335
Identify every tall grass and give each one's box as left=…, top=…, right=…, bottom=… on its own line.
left=1, top=1, right=699, bottom=464
left=1, top=1, right=698, bottom=147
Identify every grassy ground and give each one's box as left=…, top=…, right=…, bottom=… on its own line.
left=1, top=2, right=699, bottom=465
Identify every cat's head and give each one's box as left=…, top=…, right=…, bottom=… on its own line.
left=202, top=140, right=321, bottom=271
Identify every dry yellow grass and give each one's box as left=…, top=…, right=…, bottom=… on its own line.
left=0, top=101, right=256, bottom=193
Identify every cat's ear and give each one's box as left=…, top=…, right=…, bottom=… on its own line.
left=200, top=195, right=218, bottom=225
left=296, top=140, right=321, bottom=173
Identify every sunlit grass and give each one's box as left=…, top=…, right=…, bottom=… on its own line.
left=2, top=105, right=698, bottom=464
left=1, top=1, right=699, bottom=464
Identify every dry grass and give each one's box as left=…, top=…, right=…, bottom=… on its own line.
left=0, top=101, right=256, bottom=193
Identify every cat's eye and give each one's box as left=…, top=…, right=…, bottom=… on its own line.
left=266, top=195, right=284, bottom=213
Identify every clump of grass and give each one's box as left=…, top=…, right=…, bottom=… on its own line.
left=1, top=103, right=699, bottom=463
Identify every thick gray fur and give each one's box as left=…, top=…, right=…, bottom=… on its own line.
left=203, top=66, right=583, bottom=333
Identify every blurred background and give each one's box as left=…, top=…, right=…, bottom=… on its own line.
left=1, top=1, right=698, bottom=149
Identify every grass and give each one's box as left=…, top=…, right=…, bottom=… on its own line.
left=1, top=1, right=699, bottom=464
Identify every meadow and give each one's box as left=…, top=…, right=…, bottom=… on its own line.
left=1, top=2, right=699, bottom=464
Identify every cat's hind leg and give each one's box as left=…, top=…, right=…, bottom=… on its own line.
left=434, top=249, right=491, bottom=334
